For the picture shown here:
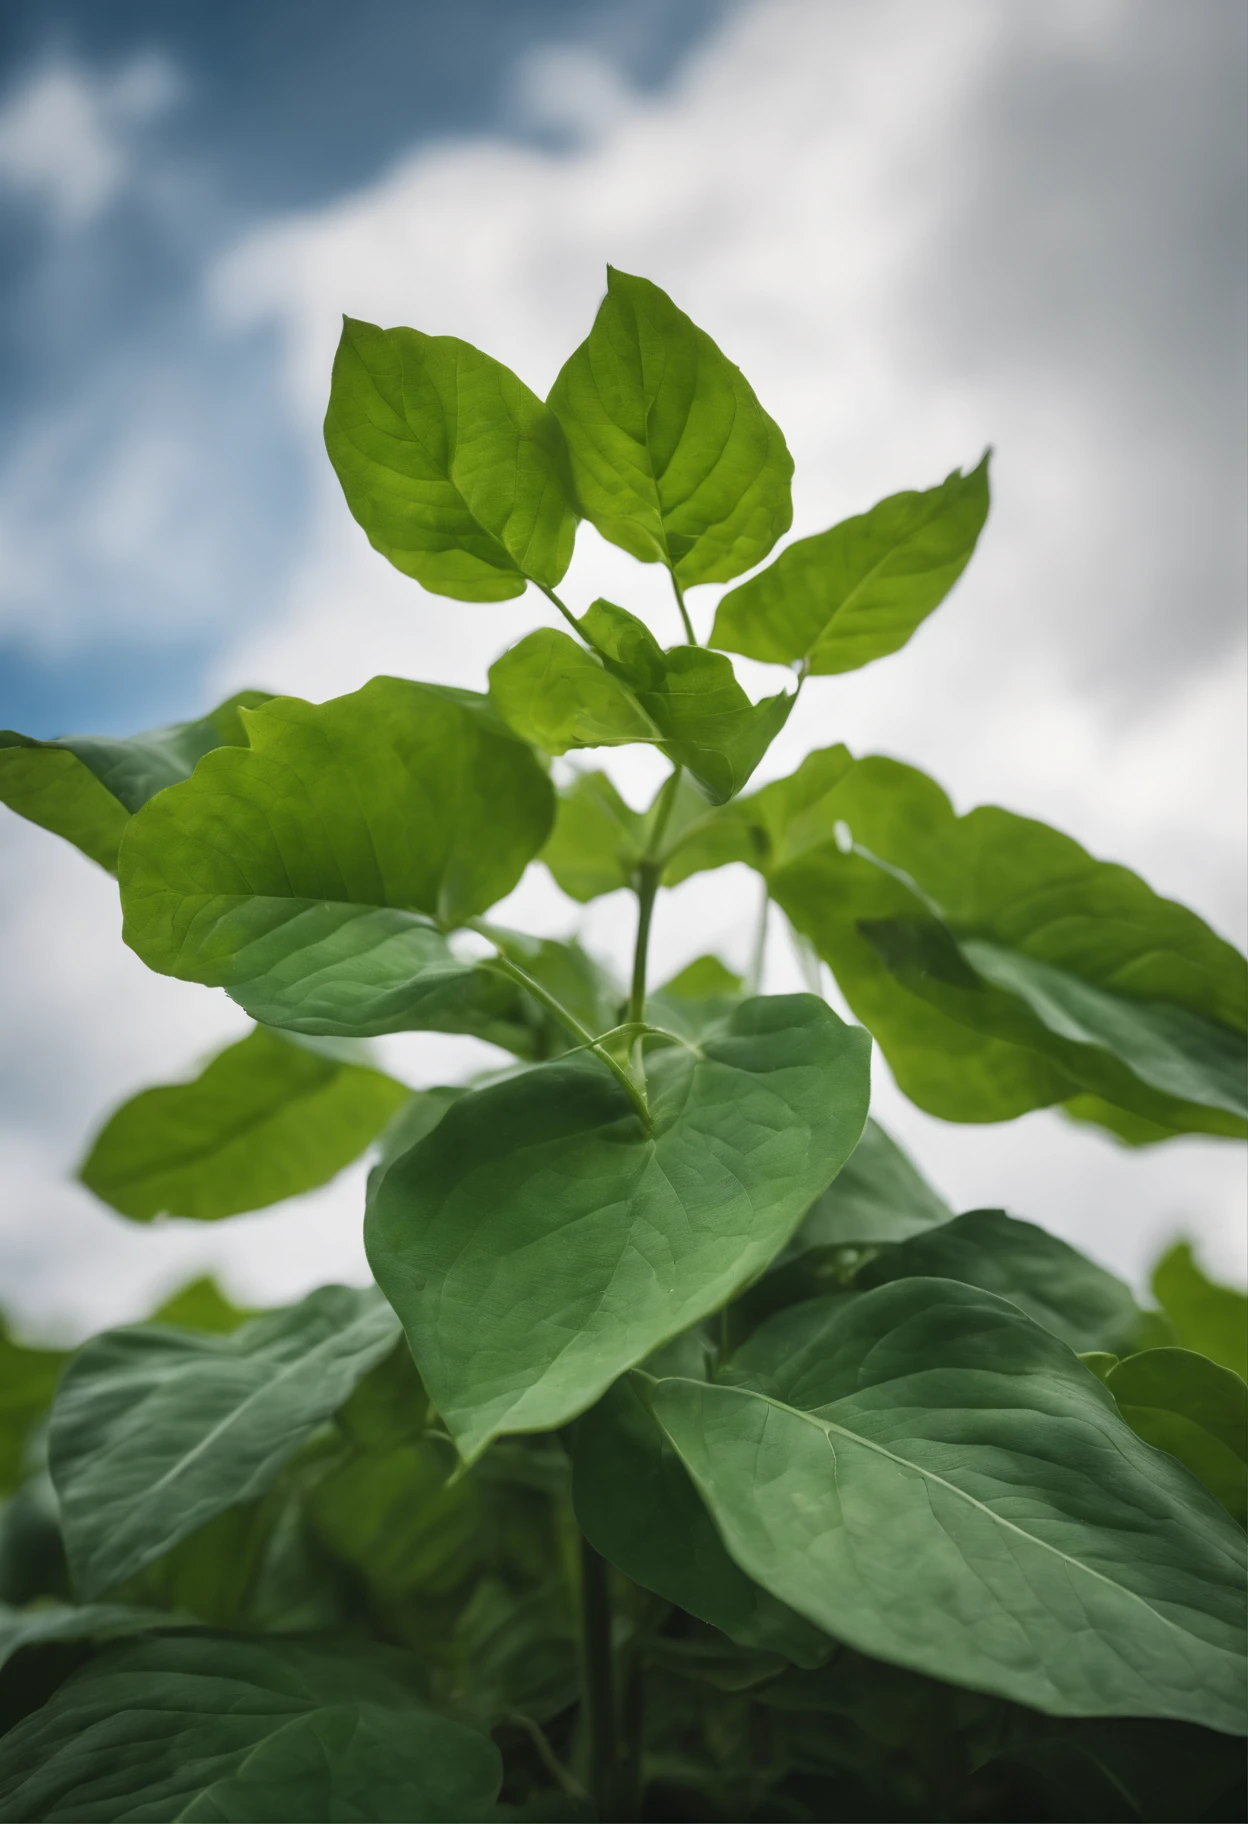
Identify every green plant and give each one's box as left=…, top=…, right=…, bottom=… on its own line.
left=0, top=267, right=1244, bottom=1823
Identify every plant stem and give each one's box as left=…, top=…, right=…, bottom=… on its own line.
left=579, top=1536, right=619, bottom=1821
left=668, top=569, right=697, bottom=645
left=745, top=876, right=770, bottom=997
left=538, top=582, right=589, bottom=643
left=628, top=865, right=659, bottom=1034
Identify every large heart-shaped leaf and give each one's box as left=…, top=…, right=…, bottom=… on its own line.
left=49, top=1285, right=400, bottom=1599
left=649, top=1279, right=1248, bottom=1730
left=366, top=994, right=870, bottom=1461
left=1103, top=1348, right=1247, bottom=1521
left=78, top=1026, right=409, bottom=1221
left=0, top=1633, right=501, bottom=1823
left=856, top=1208, right=1148, bottom=1355
left=1152, top=1241, right=1247, bottom=1377
left=0, top=690, right=269, bottom=872
left=548, top=268, right=792, bottom=589
left=325, top=316, right=576, bottom=600
left=710, top=456, right=990, bottom=672
left=118, top=679, right=553, bottom=1038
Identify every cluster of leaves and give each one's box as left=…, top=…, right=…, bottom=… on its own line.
left=0, top=268, right=1244, bottom=1822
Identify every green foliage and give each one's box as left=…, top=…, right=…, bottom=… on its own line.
left=2, top=266, right=1245, bottom=1818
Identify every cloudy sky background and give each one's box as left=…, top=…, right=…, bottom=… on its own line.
left=1, top=0, right=1244, bottom=1339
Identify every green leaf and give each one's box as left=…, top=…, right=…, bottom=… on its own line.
left=647, top=954, right=745, bottom=1044
left=0, top=1632, right=501, bottom=1823
left=0, top=1601, right=184, bottom=1674
left=710, top=455, right=990, bottom=672
left=794, top=1116, right=953, bottom=1249
left=366, top=994, right=871, bottom=1461
left=548, top=268, right=793, bottom=588
left=49, top=1284, right=400, bottom=1599
left=324, top=315, right=576, bottom=600
left=856, top=1208, right=1148, bottom=1355
left=979, top=1716, right=1248, bottom=1824
left=0, top=690, right=270, bottom=872
left=0, top=1327, right=64, bottom=1497
left=1104, top=1349, right=1247, bottom=1522
left=118, top=679, right=553, bottom=1038
left=78, top=1026, right=409, bottom=1221
left=650, top=1279, right=1248, bottom=1729
left=489, top=628, right=660, bottom=753
left=1152, top=1241, right=1248, bottom=1377
left=540, top=770, right=648, bottom=903
left=148, top=1277, right=256, bottom=1334
left=748, top=749, right=1246, bottom=1134
left=573, top=1375, right=828, bottom=1666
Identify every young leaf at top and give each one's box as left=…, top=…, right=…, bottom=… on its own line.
left=118, top=679, right=553, bottom=1038
left=366, top=995, right=870, bottom=1462
left=325, top=316, right=576, bottom=600
left=1152, top=1241, right=1248, bottom=1377
left=650, top=1279, right=1248, bottom=1730
left=49, top=1284, right=400, bottom=1599
left=548, top=268, right=793, bottom=592
left=0, top=690, right=270, bottom=873
left=856, top=1207, right=1150, bottom=1356
left=1102, top=1348, right=1247, bottom=1522
left=710, top=455, right=990, bottom=672
left=541, top=766, right=747, bottom=903
left=78, top=1026, right=409, bottom=1222
left=0, top=1633, right=501, bottom=1824
left=489, top=627, right=660, bottom=753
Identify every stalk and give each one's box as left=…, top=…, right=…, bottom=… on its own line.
left=668, top=569, right=697, bottom=645
left=579, top=1537, right=620, bottom=1820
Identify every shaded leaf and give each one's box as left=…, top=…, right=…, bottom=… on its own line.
left=325, top=316, right=576, bottom=600
left=0, top=1327, right=64, bottom=1498
left=856, top=1208, right=1148, bottom=1355
left=651, top=1279, right=1247, bottom=1729
left=711, top=455, right=989, bottom=672
left=49, top=1284, right=400, bottom=1599
left=548, top=268, right=792, bottom=588
left=0, top=1601, right=184, bottom=1675
left=79, top=1026, right=408, bottom=1221
left=1152, top=1240, right=1247, bottom=1377
left=0, top=691, right=269, bottom=872
left=1105, top=1348, right=1247, bottom=1521
left=118, top=679, right=553, bottom=1039
left=794, top=1116, right=953, bottom=1249
left=367, top=994, right=870, bottom=1461
left=0, top=1632, right=501, bottom=1823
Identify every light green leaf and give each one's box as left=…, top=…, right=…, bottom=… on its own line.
left=489, top=628, right=660, bottom=753
left=118, top=679, right=553, bottom=1039
left=795, top=1116, right=953, bottom=1249
left=711, top=455, right=990, bottom=672
left=540, top=770, right=648, bottom=902
left=148, top=1277, right=256, bottom=1334
left=366, top=994, right=870, bottom=1462
left=49, top=1284, right=400, bottom=1599
left=0, top=1633, right=501, bottom=1823
left=324, top=315, right=576, bottom=600
left=0, top=1328, right=64, bottom=1498
left=573, top=1375, right=829, bottom=1666
left=1104, top=1349, right=1247, bottom=1522
left=78, top=1026, right=409, bottom=1221
left=651, top=1279, right=1248, bottom=1729
left=0, top=691, right=269, bottom=872
left=856, top=1208, right=1148, bottom=1355
left=647, top=954, right=744, bottom=1045
left=1152, top=1241, right=1247, bottom=1377
left=748, top=749, right=1246, bottom=1134
left=548, top=268, right=793, bottom=588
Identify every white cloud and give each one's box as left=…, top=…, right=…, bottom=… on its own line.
left=0, top=51, right=179, bottom=230
left=1, top=0, right=1243, bottom=1339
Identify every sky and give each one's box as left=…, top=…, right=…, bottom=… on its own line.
left=0, top=0, right=1244, bottom=1339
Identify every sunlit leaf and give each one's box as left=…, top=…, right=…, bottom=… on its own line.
left=367, top=995, right=870, bottom=1462
left=548, top=268, right=792, bottom=588
left=711, top=455, right=989, bottom=672
left=1152, top=1242, right=1247, bottom=1377
left=79, top=1026, right=408, bottom=1221
left=325, top=316, right=576, bottom=600
left=490, top=627, right=659, bottom=753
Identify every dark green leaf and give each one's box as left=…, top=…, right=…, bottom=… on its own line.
left=1152, top=1241, right=1248, bottom=1377
left=856, top=1208, right=1148, bottom=1355
left=448, top=1578, right=580, bottom=1725
left=79, top=1026, right=409, bottom=1221
left=366, top=994, right=870, bottom=1461
left=978, top=1717, right=1248, bottom=1824
left=324, top=316, right=576, bottom=600
left=49, top=1285, right=400, bottom=1598
left=651, top=1279, right=1247, bottom=1728
left=573, top=1375, right=828, bottom=1665
left=1104, top=1349, right=1247, bottom=1522
left=0, top=691, right=269, bottom=872
left=118, top=679, right=553, bottom=1038
left=0, top=1327, right=64, bottom=1497
left=710, top=455, right=990, bottom=672
left=795, top=1116, right=953, bottom=1248
left=0, top=1602, right=183, bottom=1674
left=548, top=268, right=793, bottom=588
left=0, top=1632, right=501, bottom=1823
